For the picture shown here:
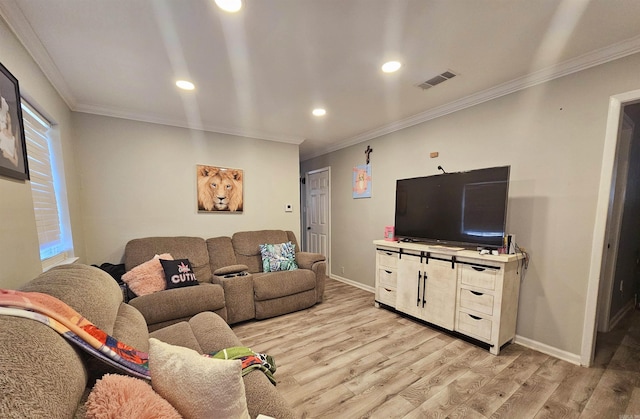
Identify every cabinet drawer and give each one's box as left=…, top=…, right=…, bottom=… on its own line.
left=378, top=267, right=397, bottom=288
left=459, top=288, right=494, bottom=316
left=460, top=265, right=498, bottom=290
left=376, top=249, right=398, bottom=268
left=377, top=286, right=396, bottom=307
left=456, top=311, right=492, bottom=341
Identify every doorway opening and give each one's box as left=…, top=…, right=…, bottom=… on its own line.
left=584, top=90, right=640, bottom=366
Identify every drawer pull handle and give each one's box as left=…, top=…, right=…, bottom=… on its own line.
left=422, top=272, right=427, bottom=308
left=470, top=291, right=483, bottom=296
left=384, top=288, right=392, bottom=292
left=416, top=272, right=422, bottom=306
left=385, top=270, right=392, bottom=274
left=472, top=266, right=486, bottom=272
left=468, top=314, right=482, bottom=320
left=385, top=252, right=393, bottom=256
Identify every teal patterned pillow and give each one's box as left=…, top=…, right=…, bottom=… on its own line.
left=259, top=241, right=298, bottom=272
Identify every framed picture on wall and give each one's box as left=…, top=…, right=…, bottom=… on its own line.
left=196, top=165, right=244, bottom=213
left=0, top=62, right=29, bottom=181
left=353, top=164, right=372, bottom=198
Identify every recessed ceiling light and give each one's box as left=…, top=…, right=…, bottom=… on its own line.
left=312, top=108, right=326, bottom=117
left=215, top=0, right=242, bottom=13
left=382, top=61, right=402, bottom=73
left=176, top=80, right=195, bottom=91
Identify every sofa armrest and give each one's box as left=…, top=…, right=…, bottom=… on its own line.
left=295, top=252, right=327, bottom=303
left=128, top=283, right=225, bottom=329
left=213, top=264, right=249, bottom=276
left=295, top=252, right=326, bottom=270
left=211, top=272, right=255, bottom=324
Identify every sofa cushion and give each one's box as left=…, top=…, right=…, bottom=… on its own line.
left=160, top=259, right=199, bottom=290
left=259, top=241, right=298, bottom=272
left=149, top=338, right=250, bottom=419
left=122, top=253, right=173, bottom=296
left=85, top=374, right=181, bottom=419
left=128, top=283, right=224, bottom=329
left=232, top=230, right=291, bottom=273
left=253, top=269, right=316, bottom=301
left=124, top=237, right=212, bottom=283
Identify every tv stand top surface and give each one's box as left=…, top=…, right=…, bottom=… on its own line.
left=374, top=239, right=519, bottom=262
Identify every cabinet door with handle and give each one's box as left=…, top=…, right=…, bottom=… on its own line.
left=422, top=258, right=457, bottom=330
left=397, top=253, right=457, bottom=330
left=396, top=253, right=423, bottom=319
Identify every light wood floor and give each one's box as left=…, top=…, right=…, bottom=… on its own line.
left=232, top=279, right=640, bottom=418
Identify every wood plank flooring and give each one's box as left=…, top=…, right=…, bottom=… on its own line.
left=232, top=279, right=640, bottom=418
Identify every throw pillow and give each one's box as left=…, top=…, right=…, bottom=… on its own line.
left=148, top=338, right=250, bottom=419
left=159, top=259, right=199, bottom=290
left=121, top=253, right=174, bottom=296
left=259, top=241, right=298, bottom=272
left=85, top=373, right=181, bottom=419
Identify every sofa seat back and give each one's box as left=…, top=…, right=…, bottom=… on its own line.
left=124, top=237, right=212, bottom=283
left=231, top=230, right=299, bottom=273
left=206, top=236, right=238, bottom=273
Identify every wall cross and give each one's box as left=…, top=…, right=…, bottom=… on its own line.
left=365, top=145, right=373, bottom=165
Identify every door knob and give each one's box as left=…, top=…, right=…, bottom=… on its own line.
left=307, top=227, right=311, bottom=230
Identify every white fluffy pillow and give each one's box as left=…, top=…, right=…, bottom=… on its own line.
left=148, top=338, right=249, bottom=419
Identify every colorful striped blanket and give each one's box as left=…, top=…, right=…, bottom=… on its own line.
left=0, top=289, right=150, bottom=379
left=0, top=289, right=277, bottom=384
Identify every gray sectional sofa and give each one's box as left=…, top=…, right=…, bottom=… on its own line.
left=124, top=229, right=327, bottom=327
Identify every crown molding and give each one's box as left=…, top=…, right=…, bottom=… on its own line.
left=74, top=103, right=306, bottom=145
left=0, top=0, right=76, bottom=109
left=301, top=34, right=640, bottom=162
left=3, top=0, right=639, bottom=157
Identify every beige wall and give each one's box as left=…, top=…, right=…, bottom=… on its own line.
left=0, top=16, right=82, bottom=288
left=72, top=113, right=301, bottom=265
left=301, top=52, right=640, bottom=357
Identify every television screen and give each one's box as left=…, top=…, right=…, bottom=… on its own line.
left=394, top=166, right=510, bottom=248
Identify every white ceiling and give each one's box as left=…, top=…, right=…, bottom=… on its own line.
left=2, top=0, right=640, bottom=161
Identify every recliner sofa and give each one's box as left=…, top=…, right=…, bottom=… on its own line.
left=124, top=230, right=326, bottom=327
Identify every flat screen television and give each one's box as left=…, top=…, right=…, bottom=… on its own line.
left=394, top=165, right=510, bottom=249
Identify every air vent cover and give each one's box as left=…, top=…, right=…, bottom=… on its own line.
left=417, top=70, right=457, bottom=90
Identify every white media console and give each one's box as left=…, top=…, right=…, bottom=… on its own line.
left=373, top=239, right=522, bottom=355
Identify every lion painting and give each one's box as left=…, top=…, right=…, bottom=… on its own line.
left=197, top=165, right=243, bottom=212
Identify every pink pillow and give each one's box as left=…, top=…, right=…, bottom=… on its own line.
left=122, top=253, right=173, bottom=296
left=85, top=374, right=181, bottom=419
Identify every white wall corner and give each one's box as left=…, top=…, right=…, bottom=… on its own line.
left=330, top=274, right=375, bottom=294
left=514, top=335, right=583, bottom=366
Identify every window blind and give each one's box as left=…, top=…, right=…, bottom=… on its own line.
left=22, top=101, right=64, bottom=265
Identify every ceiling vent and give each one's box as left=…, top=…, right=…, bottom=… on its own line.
left=417, top=70, right=457, bottom=90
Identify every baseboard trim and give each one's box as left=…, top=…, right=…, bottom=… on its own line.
left=329, top=274, right=375, bottom=293
left=514, top=335, right=582, bottom=366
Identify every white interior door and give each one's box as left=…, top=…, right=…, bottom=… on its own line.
left=306, top=168, right=330, bottom=266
